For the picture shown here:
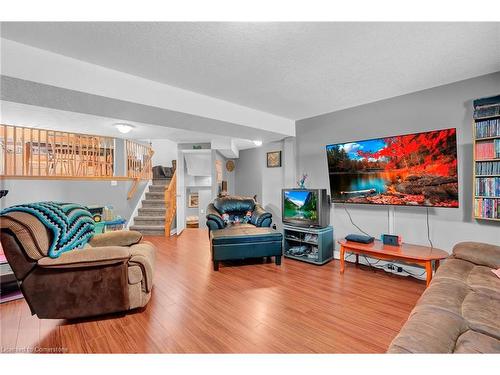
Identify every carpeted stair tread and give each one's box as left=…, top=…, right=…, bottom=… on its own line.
left=148, top=185, right=168, bottom=193
left=152, top=179, right=171, bottom=186
left=138, top=207, right=166, bottom=214
left=141, top=199, right=166, bottom=208
left=145, top=192, right=164, bottom=200
left=130, top=178, right=174, bottom=235
left=130, top=224, right=165, bottom=231
left=134, top=217, right=165, bottom=225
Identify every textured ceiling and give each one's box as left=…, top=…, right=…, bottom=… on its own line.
left=1, top=22, right=500, bottom=120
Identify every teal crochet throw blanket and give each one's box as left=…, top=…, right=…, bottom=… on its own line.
left=1, top=202, right=95, bottom=258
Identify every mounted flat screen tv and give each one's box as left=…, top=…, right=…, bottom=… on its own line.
left=325, top=128, right=459, bottom=207
left=282, top=189, right=330, bottom=228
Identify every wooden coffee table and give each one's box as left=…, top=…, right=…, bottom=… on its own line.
left=338, top=239, right=448, bottom=287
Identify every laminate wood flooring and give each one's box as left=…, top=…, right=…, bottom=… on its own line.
left=0, top=229, right=425, bottom=353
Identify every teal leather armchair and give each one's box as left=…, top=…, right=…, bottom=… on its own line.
left=206, top=196, right=272, bottom=232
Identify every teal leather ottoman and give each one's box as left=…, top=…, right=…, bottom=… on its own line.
left=209, top=225, right=283, bottom=271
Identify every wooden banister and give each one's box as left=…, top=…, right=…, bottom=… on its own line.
left=1, top=124, right=116, bottom=178
left=125, top=140, right=154, bottom=180
left=127, top=178, right=140, bottom=200
left=1, top=124, right=154, bottom=182
left=164, top=170, right=177, bottom=237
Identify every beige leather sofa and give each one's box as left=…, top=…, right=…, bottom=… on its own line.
left=0, top=211, right=155, bottom=319
left=388, top=241, right=500, bottom=353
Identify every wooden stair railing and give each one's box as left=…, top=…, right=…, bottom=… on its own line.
left=164, top=170, right=177, bottom=237
left=127, top=178, right=140, bottom=200
left=1, top=124, right=154, bottom=182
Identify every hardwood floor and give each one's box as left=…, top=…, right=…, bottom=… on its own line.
left=0, top=229, right=425, bottom=353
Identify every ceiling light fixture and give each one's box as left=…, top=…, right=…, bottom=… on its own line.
left=253, top=140, right=263, bottom=147
left=114, top=123, right=134, bottom=134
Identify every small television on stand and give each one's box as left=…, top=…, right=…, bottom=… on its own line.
left=282, top=189, right=333, bottom=265
left=282, top=189, right=330, bottom=228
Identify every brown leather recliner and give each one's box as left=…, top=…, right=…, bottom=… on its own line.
left=0, top=211, right=155, bottom=319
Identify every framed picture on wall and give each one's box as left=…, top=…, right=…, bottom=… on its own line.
left=267, top=151, right=281, bottom=168
left=188, top=193, right=199, bottom=208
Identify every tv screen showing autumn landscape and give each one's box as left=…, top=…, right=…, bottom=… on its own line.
left=326, top=128, right=459, bottom=207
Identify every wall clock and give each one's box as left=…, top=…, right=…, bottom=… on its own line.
left=226, top=160, right=235, bottom=172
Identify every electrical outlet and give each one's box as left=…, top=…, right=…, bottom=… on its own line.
left=110, top=180, right=117, bottom=186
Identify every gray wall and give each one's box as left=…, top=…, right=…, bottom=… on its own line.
left=0, top=179, right=148, bottom=226
left=235, top=147, right=263, bottom=202
left=149, top=139, right=177, bottom=168
left=296, top=71, right=500, bottom=253
left=235, top=141, right=285, bottom=229
left=215, top=151, right=235, bottom=196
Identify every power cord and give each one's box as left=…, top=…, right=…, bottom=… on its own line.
left=426, top=207, right=434, bottom=249
left=401, top=267, right=426, bottom=278
left=361, top=254, right=382, bottom=267
left=387, top=207, right=390, bottom=233
left=343, top=203, right=372, bottom=237
left=344, top=253, right=355, bottom=261
left=346, top=253, right=426, bottom=279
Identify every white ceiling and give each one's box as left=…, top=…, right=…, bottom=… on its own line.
left=0, top=101, right=257, bottom=150
left=1, top=22, right=499, bottom=120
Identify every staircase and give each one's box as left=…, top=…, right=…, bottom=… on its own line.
left=130, top=178, right=171, bottom=236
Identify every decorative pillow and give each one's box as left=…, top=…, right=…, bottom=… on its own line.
left=221, top=213, right=230, bottom=225
left=242, top=211, right=252, bottom=224
left=221, top=212, right=254, bottom=225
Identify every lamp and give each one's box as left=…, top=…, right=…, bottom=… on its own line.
left=253, top=140, right=263, bottom=147
left=114, top=123, right=134, bottom=134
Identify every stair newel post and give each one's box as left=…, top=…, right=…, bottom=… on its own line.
left=164, top=170, right=177, bottom=237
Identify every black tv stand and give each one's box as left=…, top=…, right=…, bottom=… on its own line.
left=283, top=225, right=334, bottom=265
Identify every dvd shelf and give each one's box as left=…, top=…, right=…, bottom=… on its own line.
left=475, top=177, right=500, bottom=197
left=475, top=139, right=500, bottom=159
left=474, top=198, right=499, bottom=220
left=476, top=161, right=500, bottom=176
left=475, top=118, right=500, bottom=138
left=473, top=95, right=500, bottom=221
left=283, top=225, right=333, bottom=265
